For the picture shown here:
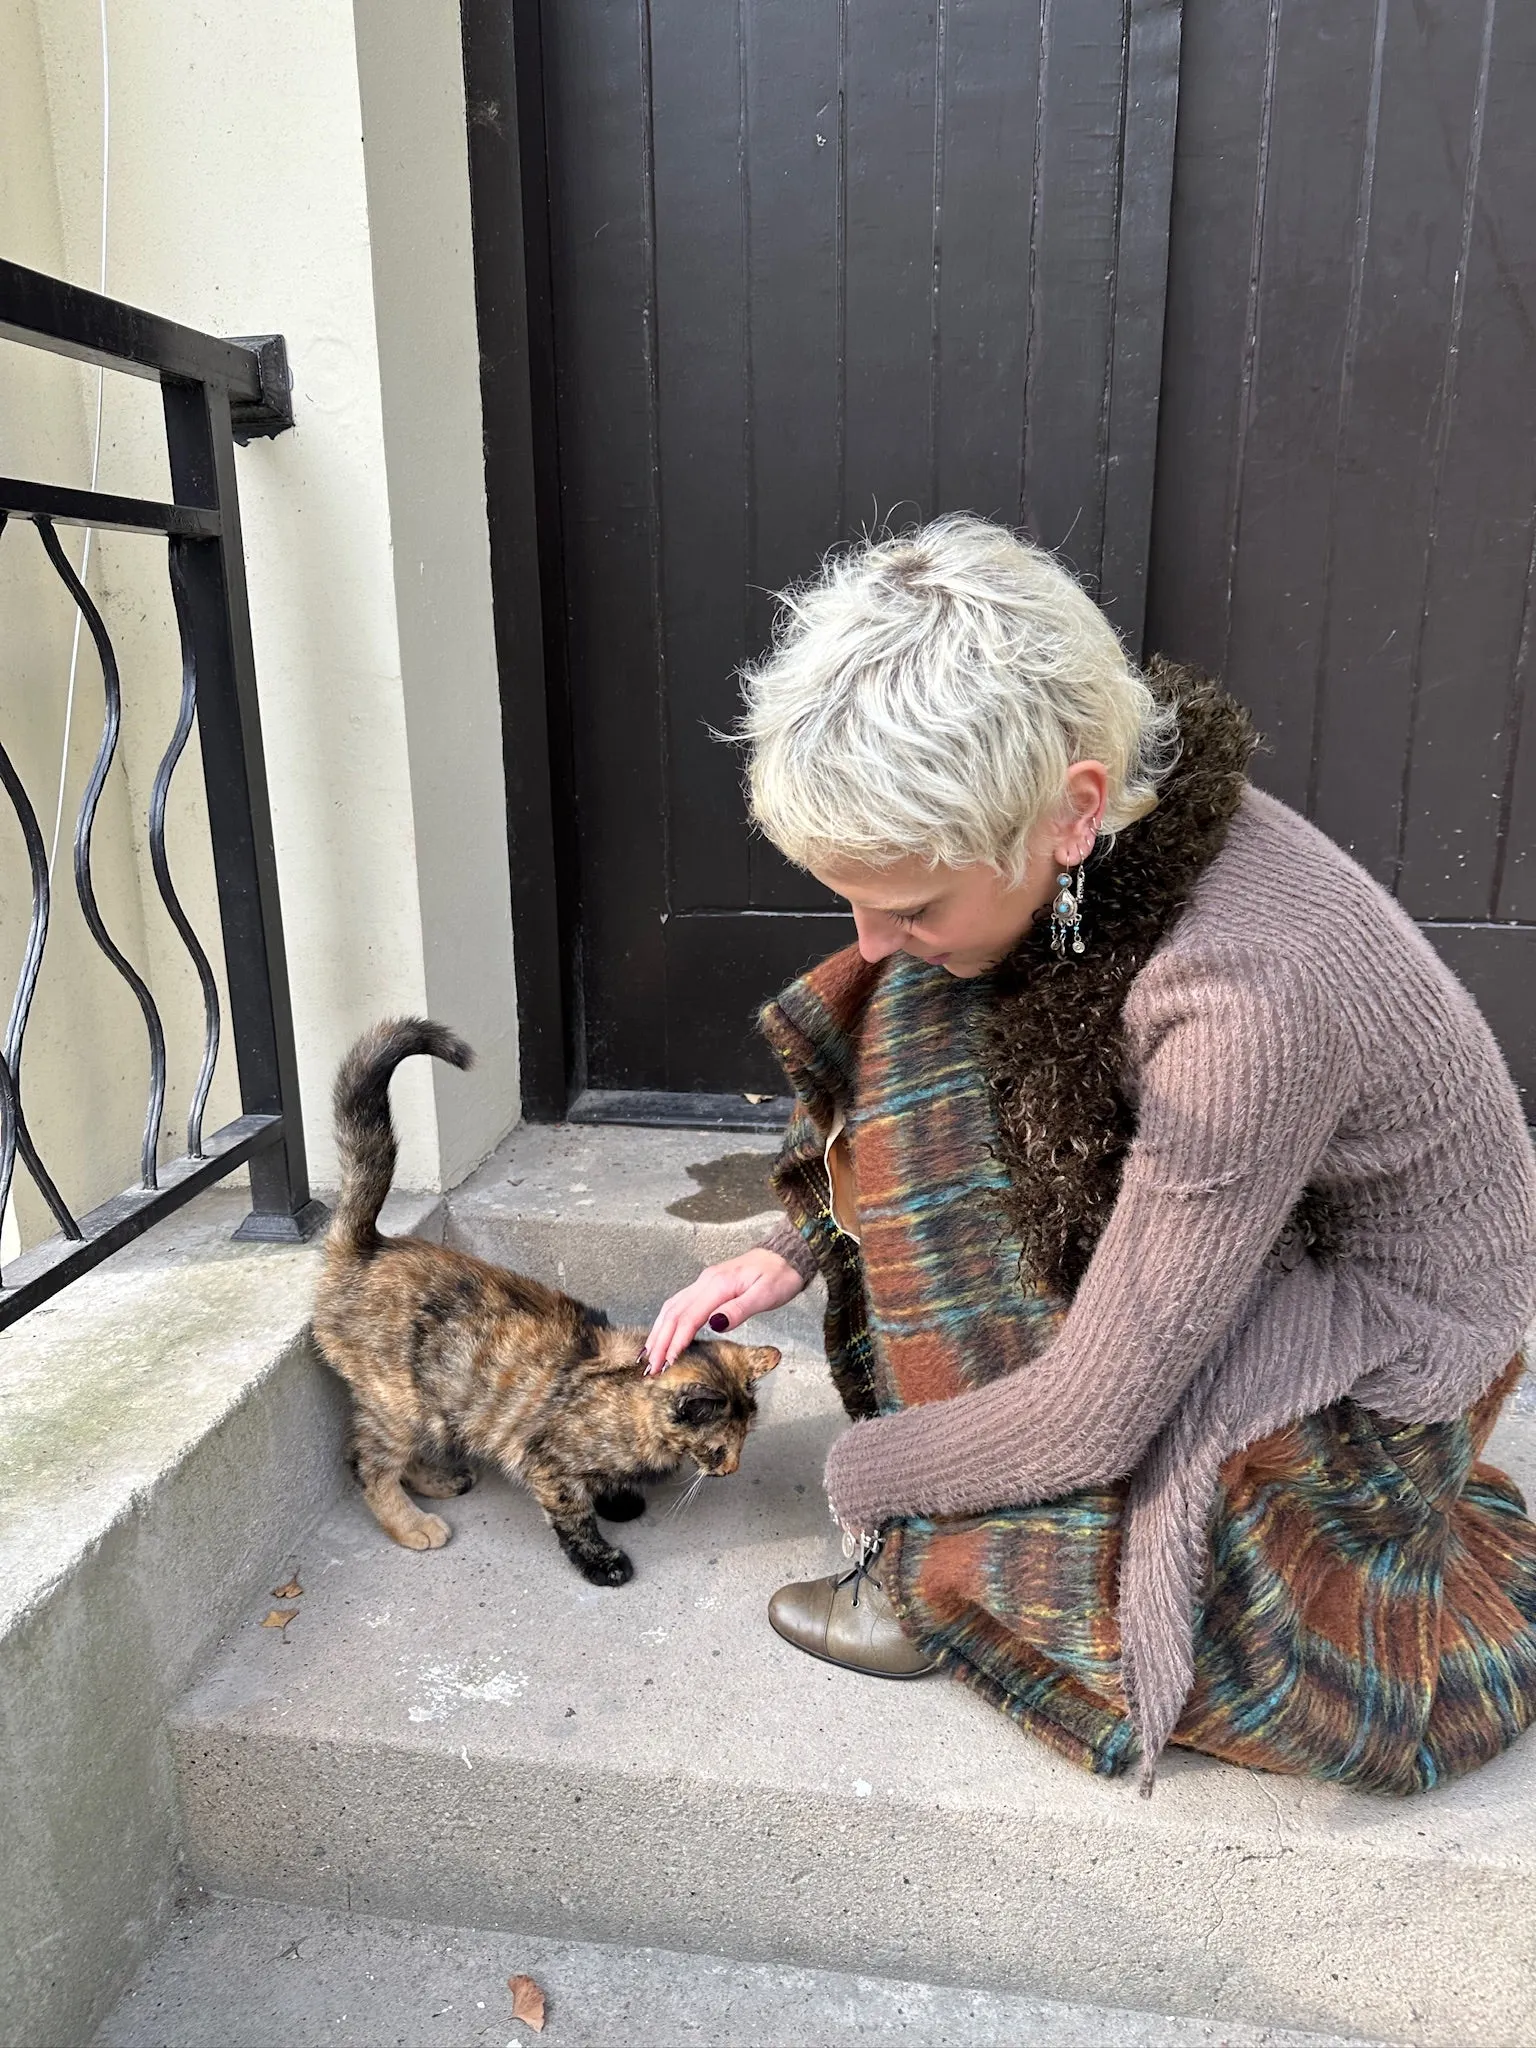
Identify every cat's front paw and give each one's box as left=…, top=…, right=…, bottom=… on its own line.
left=579, top=1548, right=634, bottom=1587
left=402, top=1513, right=451, bottom=1550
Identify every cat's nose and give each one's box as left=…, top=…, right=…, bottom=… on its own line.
left=715, top=1449, right=740, bottom=1475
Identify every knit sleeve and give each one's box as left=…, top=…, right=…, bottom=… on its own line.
left=822, top=940, right=1362, bottom=1532
left=757, top=1214, right=820, bottom=1285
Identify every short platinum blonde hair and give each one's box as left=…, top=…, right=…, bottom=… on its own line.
left=739, top=515, right=1178, bottom=882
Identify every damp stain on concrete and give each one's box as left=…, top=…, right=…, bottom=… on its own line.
left=664, top=1153, right=776, bottom=1223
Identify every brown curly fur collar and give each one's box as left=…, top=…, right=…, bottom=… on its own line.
left=979, top=659, right=1256, bottom=1294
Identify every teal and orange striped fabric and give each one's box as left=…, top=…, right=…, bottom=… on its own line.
left=765, top=944, right=1536, bottom=1791
left=887, top=1362, right=1536, bottom=1791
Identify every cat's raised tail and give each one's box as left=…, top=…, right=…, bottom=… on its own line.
left=332, top=1018, right=474, bottom=1251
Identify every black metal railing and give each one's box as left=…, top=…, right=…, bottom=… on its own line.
left=0, top=259, right=324, bottom=1331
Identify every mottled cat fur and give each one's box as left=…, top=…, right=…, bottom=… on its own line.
left=313, top=1020, right=779, bottom=1584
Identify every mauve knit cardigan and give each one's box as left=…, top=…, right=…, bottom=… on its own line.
left=763, top=786, right=1536, bottom=1769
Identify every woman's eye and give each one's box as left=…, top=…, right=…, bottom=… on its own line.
left=891, top=910, right=921, bottom=930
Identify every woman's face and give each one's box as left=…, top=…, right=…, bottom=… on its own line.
left=810, top=761, right=1107, bottom=979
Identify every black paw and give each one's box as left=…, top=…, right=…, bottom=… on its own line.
left=593, top=1487, right=646, bottom=1522
left=574, top=1548, right=634, bottom=1587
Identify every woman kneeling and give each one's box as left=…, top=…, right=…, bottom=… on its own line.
left=644, top=515, right=1536, bottom=1795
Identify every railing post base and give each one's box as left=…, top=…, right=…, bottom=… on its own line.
left=232, top=1198, right=328, bottom=1245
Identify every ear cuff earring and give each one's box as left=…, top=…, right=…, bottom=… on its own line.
left=1051, top=865, right=1087, bottom=957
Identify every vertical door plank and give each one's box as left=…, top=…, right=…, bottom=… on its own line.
left=1099, top=0, right=1182, bottom=656
left=743, top=0, right=847, bottom=912
left=1023, top=0, right=1127, bottom=590
left=1144, top=0, right=1276, bottom=679
left=842, top=0, right=940, bottom=534
left=931, top=0, right=1043, bottom=520
left=1220, top=0, right=1381, bottom=811
left=651, top=0, right=752, bottom=917
left=544, top=0, right=669, bottom=1085
left=1398, top=0, right=1536, bottom=919
left=1495, top=535, right=1536, bottom=922
left=1309, top=0, right=1490, bottom=886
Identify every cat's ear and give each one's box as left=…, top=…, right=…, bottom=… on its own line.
left=673, top=1388, right=730, bottom=1428
left=743, top=1345, right=780, bottom=1381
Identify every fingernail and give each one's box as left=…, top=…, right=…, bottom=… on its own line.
left=637, top=1349, right=649, bottom=1364
left=708, top=1313, right=730, bottom=1332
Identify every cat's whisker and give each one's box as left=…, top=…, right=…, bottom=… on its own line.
left=666, top=1469, right=710, bottom=1519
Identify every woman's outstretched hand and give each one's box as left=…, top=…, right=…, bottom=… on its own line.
left=642, top=1248, right=807, bottom=1374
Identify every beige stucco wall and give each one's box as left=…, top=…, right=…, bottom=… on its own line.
left=0, top=0, right=181, bottom=1257
left=0, top=0, right=517, bottom=1251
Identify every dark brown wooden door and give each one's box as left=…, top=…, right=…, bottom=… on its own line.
left=468, top=0, right=1533, bottom=1116
left=533, top=0, right=1181, bottom=1102
left=1148, top=0, right=1536, bottom=1109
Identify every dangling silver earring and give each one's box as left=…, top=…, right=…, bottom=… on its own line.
left=1051, top=864, right=1087, bottom=957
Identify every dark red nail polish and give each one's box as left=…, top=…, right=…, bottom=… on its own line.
left=708, top=1313, right=729, bottom=1332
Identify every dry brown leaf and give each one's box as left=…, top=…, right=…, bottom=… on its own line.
left=261, top=1608, right=299, bottom=1629
left=271, top=1578, right=303, bottom=1600
left=742, top=1092, right=771, bottom=1105
left=508, top=1974, right=547, bottom=2032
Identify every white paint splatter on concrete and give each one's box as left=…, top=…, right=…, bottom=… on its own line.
left=407, top=1659, right=529, bottom=1723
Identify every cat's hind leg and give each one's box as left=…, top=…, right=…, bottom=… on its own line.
left=403, top=1457, right=477, bottom=1499
left=350, top=1404, right=452, bottom=1550
left=524, top=1463, right=633, bottom=1585
left=593, top=1485, right=647, bottom=1522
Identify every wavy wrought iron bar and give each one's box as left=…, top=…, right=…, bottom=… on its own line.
left=0, top=736, right=83, bottom=1242
left=0, top=1048, right=14, bottom=1285
left=0, top=512, right=81, bottom=1249
left=35, top=516, right=168, bottom=1190
left=159, top=543, right=222, bottom=1157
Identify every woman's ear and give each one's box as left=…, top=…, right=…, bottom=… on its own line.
left=1053, top=760, right=1109, bottom=867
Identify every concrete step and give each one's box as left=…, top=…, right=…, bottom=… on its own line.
left=168, top=1299, right=1536, bottom=2048
left=0, top=1182, right=442, bottom=2048
left=442, top=1122, right=805, bottom=1331
left=93, top=1892, right=1384, bottom=2048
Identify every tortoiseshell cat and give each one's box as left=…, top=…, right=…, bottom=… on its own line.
left=313, top=1020, right=779, bottom=1584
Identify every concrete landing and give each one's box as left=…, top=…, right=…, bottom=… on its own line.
left=169, top=1329, right=1536, bottom=2048
left=93, top=1893, right=1384, bottom=2048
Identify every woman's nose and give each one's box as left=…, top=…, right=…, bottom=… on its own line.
left=852, top=910, right=903, bottom=963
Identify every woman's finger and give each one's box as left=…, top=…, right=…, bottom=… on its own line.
left=643, top=1290, right=711, bottom=1372
left=641, top=1303, right=682, bottom=1373
left=643, top=1289, right=697, bottom=1365
left=647, top=1272, right=746, bottom=1371
left=663, top=1283, right=743, bottom=1366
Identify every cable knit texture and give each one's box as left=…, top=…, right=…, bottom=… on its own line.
left=760, top=683, right=1536, bottom=1771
